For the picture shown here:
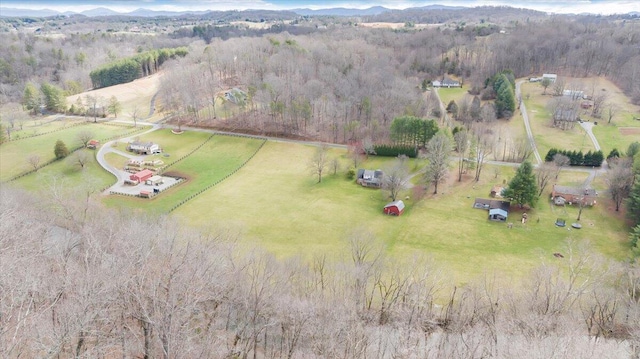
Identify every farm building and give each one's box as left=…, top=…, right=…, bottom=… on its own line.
left=563, top=89, right=585, bottom=100
left=383, top=200, right=405, bottom=216
left=551, top=185, right=597, bottom=206
left=86, top=139, right=100, bottom=149
left=489, top=208, right=508, bottom=222
left=356, top=169, right=383, bottom=188
left=139, top=190, right=151, bottom=198
left=432, top=78, right=461, bottom=88
left=553, top=108, right=579, bottom=130
left=127, top=141, right=161, bottom=155
left=145, top=175, right=164, bottom=185
left=542, top=73, right=558, bottom=83
left=130, top=169, right=154, bottom=183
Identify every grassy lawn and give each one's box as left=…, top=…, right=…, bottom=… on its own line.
left=436, top=86, right=469, bottom=109
left=591, top=113, right=640, bottom=155
left=102, top=135, right=264, bottom=214
left=0, top=122, right=138, bottom=181
left=171, top=141, right=630, bottom=283
left=521, top=83, right=596, bottom=157
left=11, top=148, right=115, bottom=192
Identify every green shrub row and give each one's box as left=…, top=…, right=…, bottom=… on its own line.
left=545, top=148, right=604, bottom=167
left=373, top=144, right=417, bottom=158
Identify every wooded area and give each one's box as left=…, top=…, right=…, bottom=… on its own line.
left=1, top=188, right=639, bottom=358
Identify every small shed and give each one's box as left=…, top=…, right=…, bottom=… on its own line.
left=489, top=208, right=508, bottom=222
left=87, top=139, right=100, bottom=149
left=145, top=175, right=163, bottom=186
left=130, top=169, right=154, bottom=183
left=139, top=190, right=151, bottom=198
left=490, top=186, right=504, bottom=198
left=383, top=200, right=405, bottom=216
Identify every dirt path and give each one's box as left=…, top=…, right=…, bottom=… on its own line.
left=516, top=80, right=543, bottom=165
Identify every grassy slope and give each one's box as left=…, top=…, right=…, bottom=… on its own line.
left=12, top=148, right=114, bottom=191
left=102, top=134, right=264, bottom=214
left=0, top=122, right=138, bottom=181
left=173, top=141, right=630, bottom=283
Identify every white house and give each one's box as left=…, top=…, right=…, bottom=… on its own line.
left=128, top=141, right=161, bottom=155
left=542, top=73, right=558, bottom=83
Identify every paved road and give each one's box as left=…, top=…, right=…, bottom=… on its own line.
left=515, top=80, right=543, bottom=165
left=579, top=122, right=601, bottom=151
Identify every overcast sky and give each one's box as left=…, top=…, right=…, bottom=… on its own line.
left=1, top=0, right=638, bottom=15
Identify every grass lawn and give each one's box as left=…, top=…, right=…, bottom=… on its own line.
left=436, top=86, right=469, bottom=109
left=102, top=135, right=265, bottom=214
left=591, top=113, right=640, bottom=155
left=521, top=82, right=596, bottom=157
left=171, top=141, right=630, bottom=283
left=0, top=122, right=139, bottom=181
left=11, top=149, right=115, bottom=192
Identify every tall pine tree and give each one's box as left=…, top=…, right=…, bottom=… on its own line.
left=628, top=179, right=640, bottom=227
left=503, top=161, right=538, bottom=208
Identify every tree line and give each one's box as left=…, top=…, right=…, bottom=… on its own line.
left=89, top=47, right=188, bottom=89
left=545, top=148, right=605, bottom=167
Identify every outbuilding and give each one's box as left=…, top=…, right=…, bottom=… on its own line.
left=489, top=208, right=508, bottom=222
left=145, top=175, right=164, bottom=186
left=383, top=200, right=405, bottom=216
left=130, top=169, right=154, bottom=183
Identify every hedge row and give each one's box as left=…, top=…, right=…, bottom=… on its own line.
left=373, top=144, right=417, bottom=158
left=545, top=148, right=604, bottom=167
left=90, top=47, right=188, bottom=89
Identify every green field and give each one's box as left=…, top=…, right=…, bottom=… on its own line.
left=102, top=134, right=265, bottom=214
left=12, top=148, right=114, bottom=192
left=0, top=121, right=139, bottom=181
left=591, top=113, right=640, bottom=155
left=172, top=141, right=630, bottom=283
left=520, top=82, right=596, bottom=157
left=436, top=86, right=468, bottom=109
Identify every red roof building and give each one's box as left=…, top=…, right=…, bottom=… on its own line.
left=383, top=200, right=405, bottom=216
left=130, top=169, right=154, bottom=183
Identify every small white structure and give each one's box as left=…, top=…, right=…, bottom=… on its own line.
left=145, top=175, right=164, bottom=186
left=563, top=89, right=585, bottom=100
left=542, top=73, right=557, bottom=83
left=128, top=141, right=161, bottom=155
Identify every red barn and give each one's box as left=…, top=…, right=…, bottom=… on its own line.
left=383, top=200, right=405, bottom=216
left=130, top=169, right=154, bottom=183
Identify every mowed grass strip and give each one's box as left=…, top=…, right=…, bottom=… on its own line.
left=102, top=135, right=264, bottom=214
left=12, top=148, right=114, bottom=192
left=0, top=122, right=139, bottom=181
left=174, top=141, right=630, bottom=283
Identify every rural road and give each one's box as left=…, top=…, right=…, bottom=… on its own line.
left=579, top=122, right=602, bottom=151
left=515, top=80, right=543, bottom=165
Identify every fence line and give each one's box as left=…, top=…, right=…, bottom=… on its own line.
left=167, top=138, right=267, bottom=213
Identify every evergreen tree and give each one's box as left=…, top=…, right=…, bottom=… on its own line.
left=607, top=148, right=621, bottom=160
left=503, top=161, right=538, bottom=208
left=446, top=100, right=458, bottom=116
left=628, top=179, right=640, bottom=227
left=40, top=82, right=66, bottom=113
left=54, top=140, right=69, bottom=159
left=22, top=83, right=40, bottom=114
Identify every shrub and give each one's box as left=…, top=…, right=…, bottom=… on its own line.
left=372, top=144, right=417, bottom=158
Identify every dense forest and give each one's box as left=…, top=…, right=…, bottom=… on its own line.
left=2, top=9, right=638, bottom=143
left=1, top=188, right=639, bottom=358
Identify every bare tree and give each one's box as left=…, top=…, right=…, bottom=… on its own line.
left=424, top=132, right=452, bottom=194
left=540, top=77, right=552, bottom=94
left=472, top=123, right=495, bottom=182
left=85, top=94, right=102, bottom=123
left=309, top=144, right=329, bottom=183
left=607, top=158, right=635, bottom=211
left=553, top=153, right=571, bottom=179
left=27, top=154, right=41, bottom=171
left=130, top=106, right=139, bottom=128
left=536, top=162, right=556, bottom=196
left=454, top=128, right=469, bottom=181
left=606, top=103, right=619, bottom=124
left=77, top=129, right=94, bottom=147
left=71, top=150, right=91, bottom=169
left=591, top=92, right=608, bottom=118
left=382, top=155, right=411, bottom=201
left=330, top=157, right=340, bottom=175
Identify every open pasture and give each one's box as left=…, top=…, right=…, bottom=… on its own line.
left=0, top=122, right=138, bottom=181
left=172, top=140, right=629, bottom=282
left=102, top=134, right=265, bottom=214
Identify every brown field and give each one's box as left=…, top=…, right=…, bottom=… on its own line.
left=67, top=72, right=164, bottom=122
left=620, top=127, right=640, bottom=136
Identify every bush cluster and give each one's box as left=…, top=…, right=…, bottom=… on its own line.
left=545, top=148, right=604, bottom=167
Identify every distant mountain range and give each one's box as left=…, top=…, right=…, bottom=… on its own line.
left=0, top=5, right=469, bottom=18
left=1, top=5, right=637, bottom=19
